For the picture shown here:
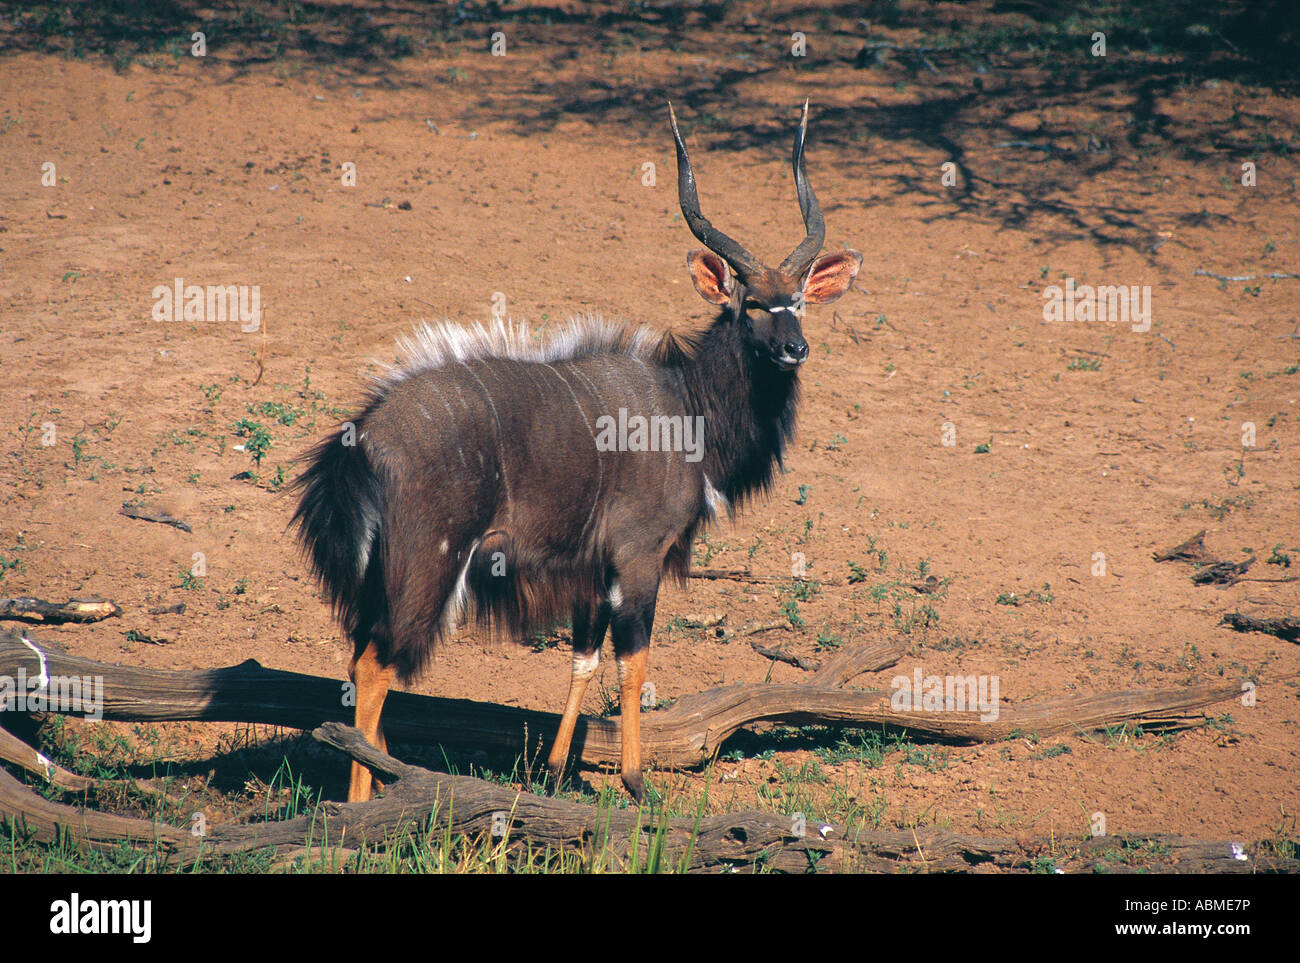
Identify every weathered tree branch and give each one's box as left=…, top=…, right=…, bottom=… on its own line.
left=688, top=569, right=845, bottom=586
left=0, top=723, right=94, bottom=791
left=1223, top=612, right=1300, bottom=643
left=0, top=598, right=121, bottom=624
left=749, top=641, right=822, bottom=671
left=118, top=502, right=192, bottom=533
left=0, top=630, right=1244, bottom=771
left=1194, top=269, right=1300, bottom=282
left=1153, top=530, right=1213, bottom=564
left=0, top=626, right=1267, bottom=873
left=1, top=722, right=1289, bottom=873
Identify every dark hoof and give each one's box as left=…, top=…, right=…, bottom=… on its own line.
left=622, top=770, right=646, bottom=804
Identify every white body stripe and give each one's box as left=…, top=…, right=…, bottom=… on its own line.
left=355, top=500, right=381, bottom=576
left=703, top=475, right=730, bottom=520
left=440, top=538, right=481, bottom=634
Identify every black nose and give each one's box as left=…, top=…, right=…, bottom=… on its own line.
left=784, top=340, right=808, bottom=361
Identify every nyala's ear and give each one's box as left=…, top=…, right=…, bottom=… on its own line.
left=687, top=250, right=734, bottom=305
left=801, top=250, right=862, bottom=304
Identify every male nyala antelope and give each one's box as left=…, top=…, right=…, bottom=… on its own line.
left=291, top=103, right=861, bottom=803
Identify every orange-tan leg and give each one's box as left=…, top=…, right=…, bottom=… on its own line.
left=617, top=647, right=648, bottom=804
left=548, top=604, right=608, bottom=790
left=547, top=652, right=598, bottom=787
left=347, top=640, right=395, bottom=803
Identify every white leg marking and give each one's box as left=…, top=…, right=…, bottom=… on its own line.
left=572, top=651, right=600, bottom=680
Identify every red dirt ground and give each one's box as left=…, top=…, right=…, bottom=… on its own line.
left=1, top=1, right=1296, bottom=852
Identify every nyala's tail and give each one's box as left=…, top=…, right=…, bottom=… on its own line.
left=289, top=424, right=385, bottom=649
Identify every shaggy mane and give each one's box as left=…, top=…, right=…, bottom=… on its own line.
left=379, top=313, right=687, bottom=387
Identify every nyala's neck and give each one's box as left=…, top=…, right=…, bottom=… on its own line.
left=676, top=315, right=800, bottom=509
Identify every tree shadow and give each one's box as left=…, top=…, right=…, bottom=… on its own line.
left=5, top=2, right=1294, bottom=254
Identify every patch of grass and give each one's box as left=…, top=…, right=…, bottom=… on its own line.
left=996, top=583, right=1054, bottom=606
left=777, top=578, right=819, bottom=630
left=786, top=579, right=820, bottom=603
left=901, top=745, right=950, bottom=772
left=249, top=400, right=308, bottom=426
left=931, top=635, right=975, bottom=652
left=69, top=433, right=90, bottom=470
left=1099, top=722, right=1150, bottom=749
left=0, top=537, right=27, bottom=582
left=525, top=625, right=567, bottom=653
left=779, top=594, right=805, bottom=629
left=815, top=728, right=908, bottom=768
left=1030, top=744, right=1071, bottom=760
left=1261, top=810, right=1298, bottom=862
left=1098, top=837, right=1173, bottom=867
left=814, top=629, right=842, bottom=652
left=1184, top=494, right=1254, bottom=519
left=892, top=599, right=939, bottom=635
left=1202, top=712, right=1242, bottom=745
left=232, top=418, right=272, bottom=468
left=692, top=530, right=719, bottom=566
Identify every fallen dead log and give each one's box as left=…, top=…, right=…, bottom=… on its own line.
left=675, top=612, right=726, bottom=630
left=1223, top=612, right=1300, bottom=644
left=812, top=643, right=900, bottom=688
left=745, top=636, right=909, bottom=679
left=0, top=598, right=121, bottom=624
left=1, top=722, right=1291, bottom=873
left=688, top=569, right=846, bottom=587
left=731, top=619, right=789, bottom=639
left=0, top=762, right=196, bottom=858
left=1153, top=530, right=1213, bottom=564
left=0, top=724, right=94, bottom=791
left=1154, top=532, right=1267, bottom=587
left=1192, top=557, right=1254, bottom=586
left=1193, top=268, right=1300, bottom=283
left=0, top=724, right=187, bottom=808
left=0, top=629, right=1244, bottom=772
left=119, top=502, right=192, bottom=533
left=749, top=642, right=821, bottom=671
